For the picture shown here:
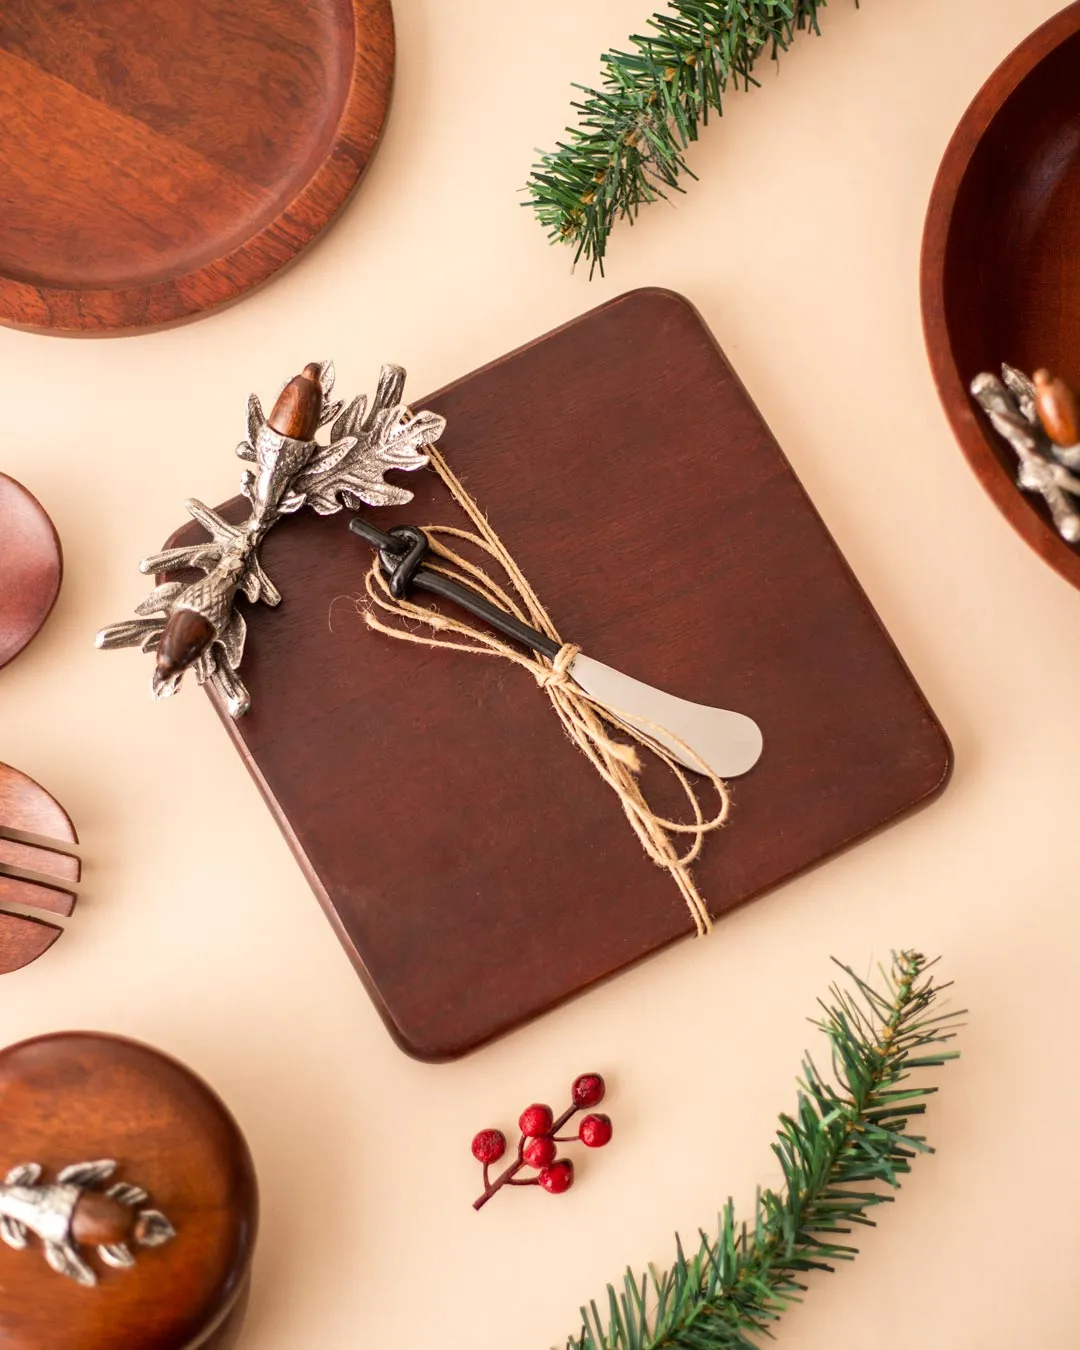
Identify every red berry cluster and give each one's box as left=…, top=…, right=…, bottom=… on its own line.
left=472, top=1073, right=613, bottom=1210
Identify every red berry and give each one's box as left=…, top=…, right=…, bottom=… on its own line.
left=471, top=1129, right=506, bottom=1164
left=572, top=1073, right=606, bottom=1108
left=538, top=1159, right=574, bottom=1194
left=522, top=1136, right=558, bottom=1169
left=579, top=1113, right=613, bottom=1148
left=518, top=1103, right=554, bottom=1137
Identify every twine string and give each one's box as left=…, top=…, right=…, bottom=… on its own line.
left=361, top=447, right=729, bottom=936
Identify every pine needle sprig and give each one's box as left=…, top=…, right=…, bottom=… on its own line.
left=562, top=951, right=961, bottom=1349
left=527, top=1, right=851, bottom=275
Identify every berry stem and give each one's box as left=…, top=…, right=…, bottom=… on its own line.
left=472, top=1102, right=580, bottom=1211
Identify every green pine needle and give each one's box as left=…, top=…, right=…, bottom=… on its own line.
left=561, top=951, right=961, bottom=1349
left=527, top=1, right=854, bottom=275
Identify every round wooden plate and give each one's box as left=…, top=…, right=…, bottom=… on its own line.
left=0, top=474, right=62, bottom=669
left=0, top=0, right=394, bottom=335
left=922, top=2, right=1080, bottom=592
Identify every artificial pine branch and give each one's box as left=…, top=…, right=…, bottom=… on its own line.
left=528, top=1, right=853, bottom=275
left=563, top=951, right=961, bottom=1349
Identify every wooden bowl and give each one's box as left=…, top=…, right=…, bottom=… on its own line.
left=0, top=0, right=393, bottom=334
left=922, top=2, right=1080, bottom=590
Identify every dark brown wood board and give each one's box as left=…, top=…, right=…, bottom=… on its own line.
left=170, top=289, right=951, bottom=1060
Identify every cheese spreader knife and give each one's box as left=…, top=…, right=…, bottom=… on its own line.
left=349, top=519, right=764, bottom=780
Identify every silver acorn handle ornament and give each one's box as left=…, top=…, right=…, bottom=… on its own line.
left=0, top=1159, right=175, bottom=1287
left=96, top=362, right=446, bottom=717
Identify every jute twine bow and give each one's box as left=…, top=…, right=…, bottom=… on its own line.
left=361, top=447, right=730, bottom=935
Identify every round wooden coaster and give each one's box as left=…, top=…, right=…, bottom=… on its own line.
left=0, top=474, right=62, bottom=669
left=0, top=0, right=394, bottom=335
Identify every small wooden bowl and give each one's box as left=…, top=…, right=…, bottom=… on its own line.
left=922, top=2, right=1080, bottom=590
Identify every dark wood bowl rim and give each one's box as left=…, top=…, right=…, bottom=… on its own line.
left=921, top=0, right=1080, bottom=592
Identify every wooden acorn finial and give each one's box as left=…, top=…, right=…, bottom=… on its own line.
left=154, top=609, right=216, bottom=684
left=1033, top=369, right=1080, bottom=447
left=70, top=1192, right=137, bottom=1247
left=268, top=363, right=324, bottom=440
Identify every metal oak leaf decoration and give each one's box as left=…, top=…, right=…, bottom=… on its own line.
left=96, top=362, right=445, bottom=717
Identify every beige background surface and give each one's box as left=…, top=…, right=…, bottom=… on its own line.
left=0, top=1, right=1076, bottom=1344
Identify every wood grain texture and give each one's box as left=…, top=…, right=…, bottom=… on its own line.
left=0, top=875, right=75, bottom=919
left=0, top=913, right=61, bottom=973
left=0, top=1032, right=257, bottom=1350
left=0, top=835, right=78, bottom=884
left=0, top=0, right=394, bottom=334
left=0, top=762, right=80, bottom=971
left=167, top=289, right=952, bottom=1060
left=0, top=473, right=62, bottom=669
left=922, top=1, right=1080, bottom=591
